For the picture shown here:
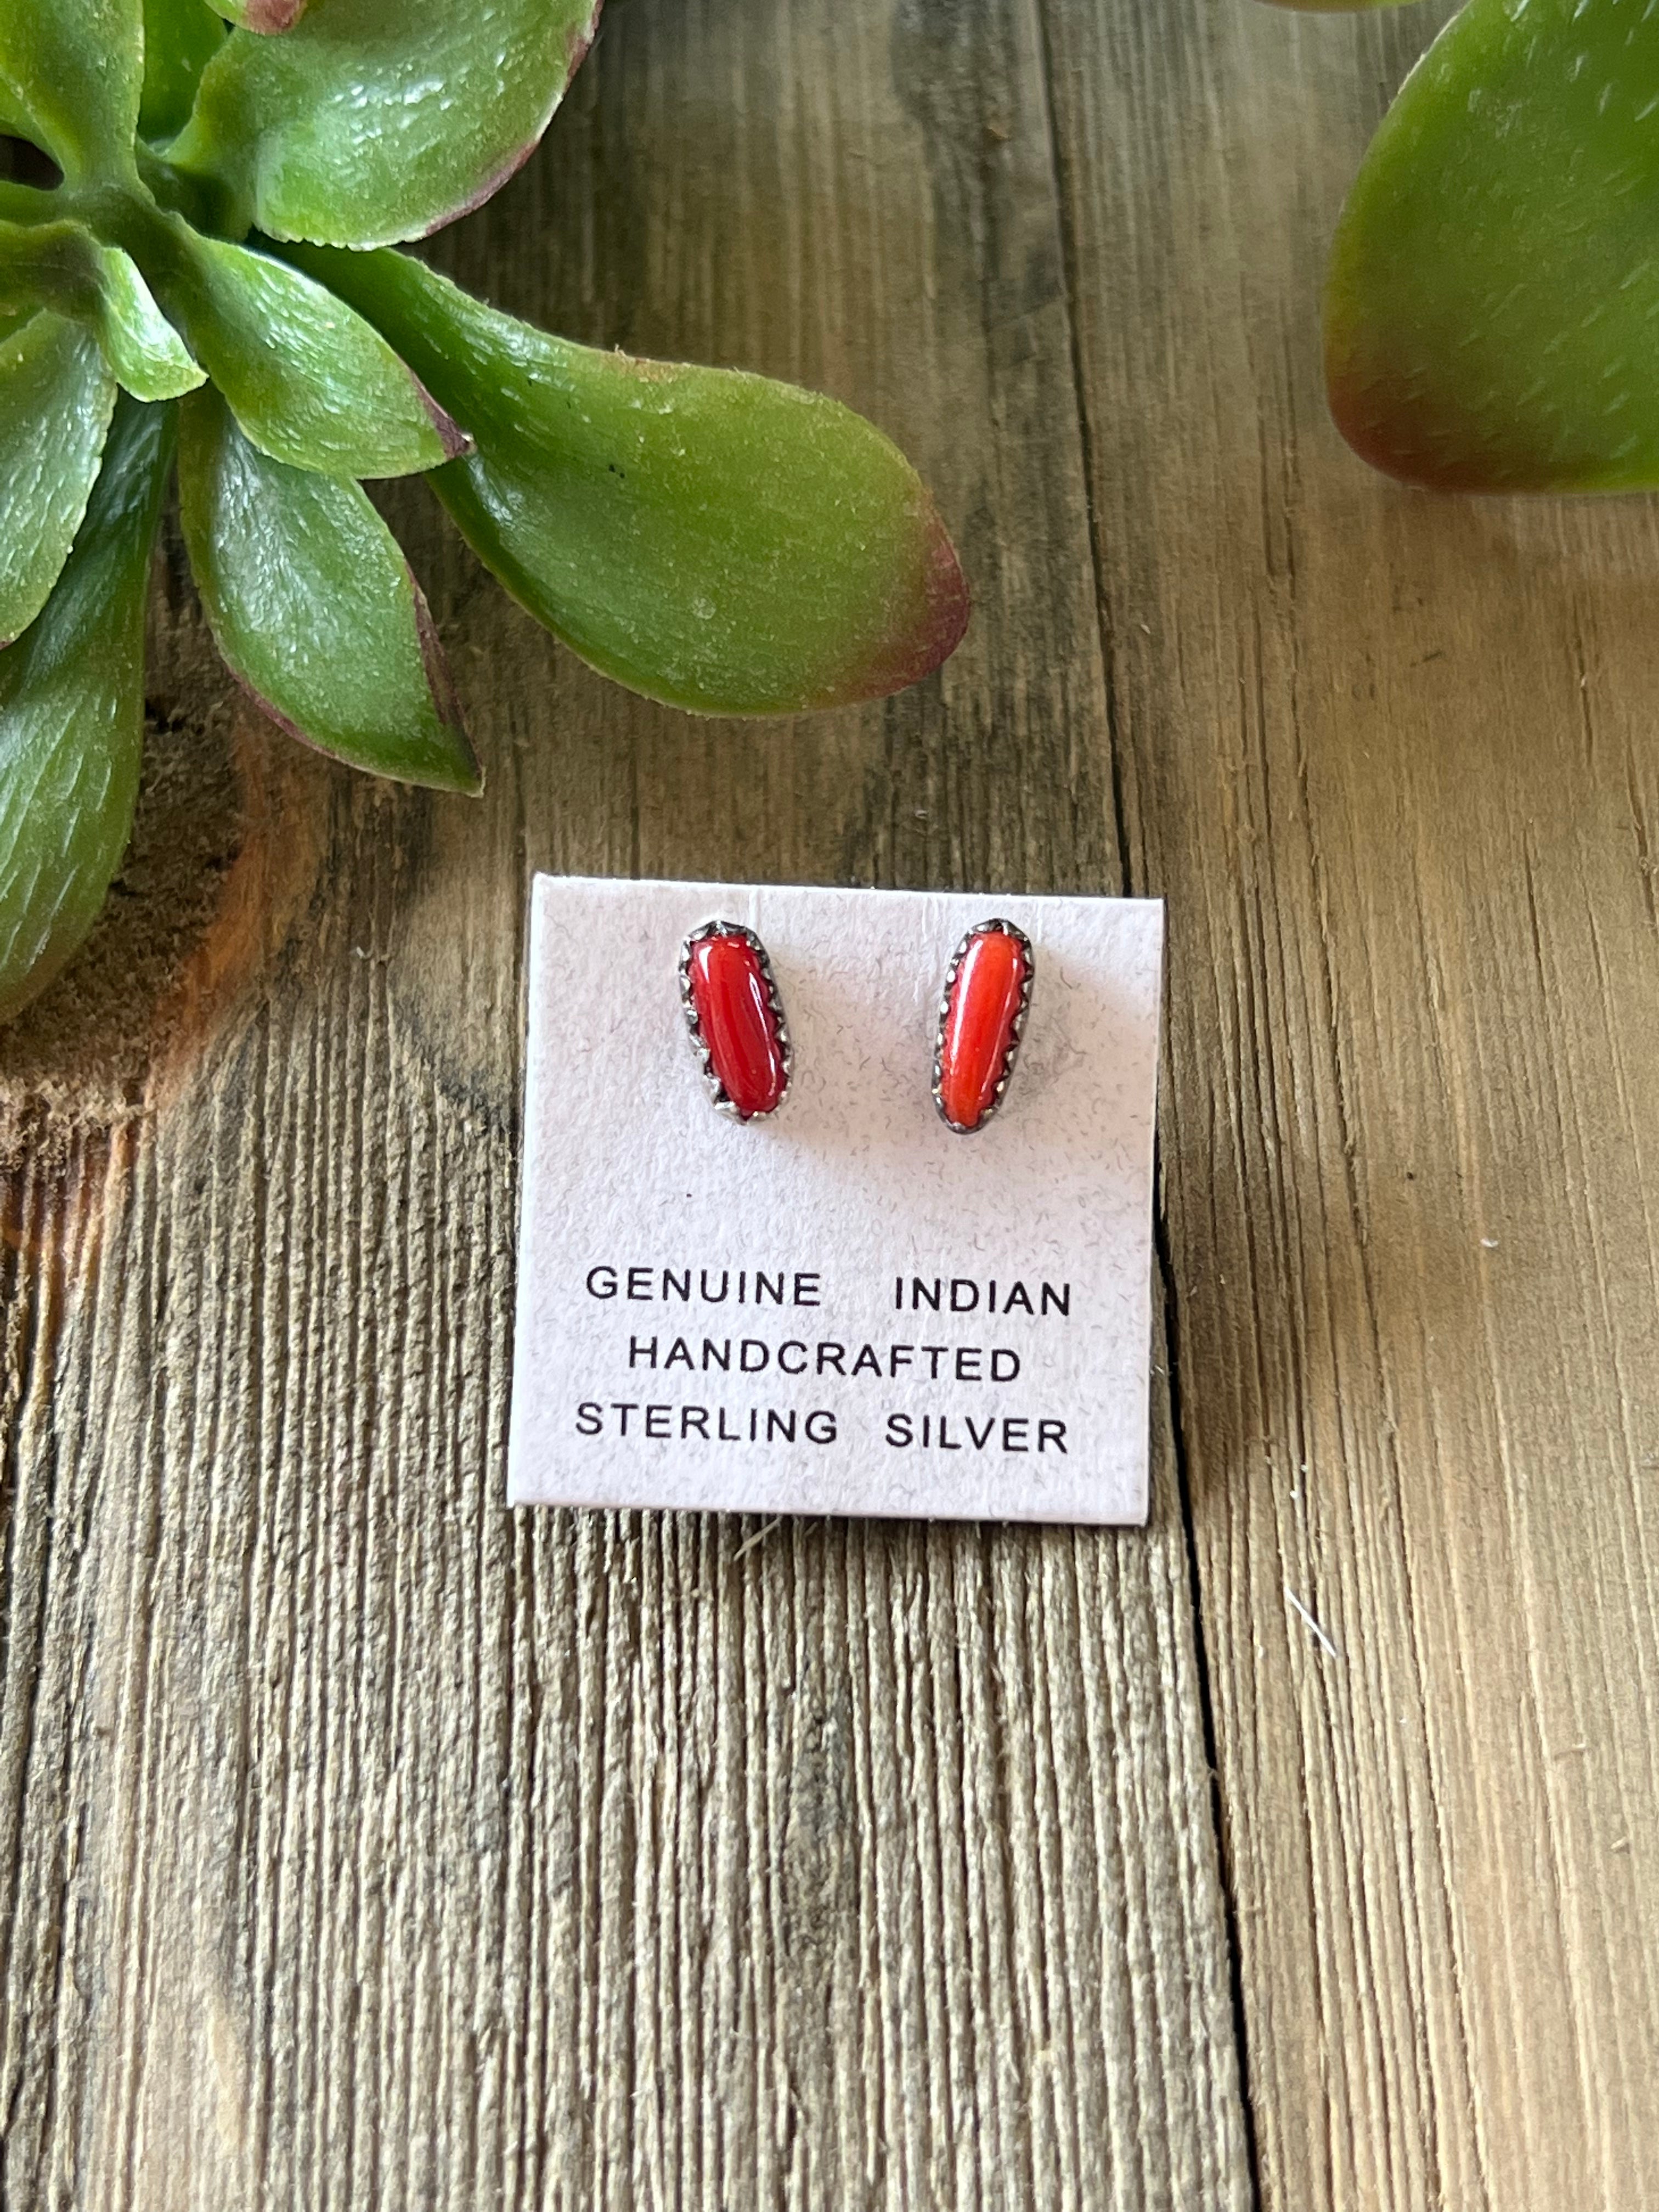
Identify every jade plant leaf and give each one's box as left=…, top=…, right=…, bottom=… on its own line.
left=140, top=0, right=225, bottom=143
left=171, top=0, right=601, bottom=247
left=207, top=0, right=310, bottom=29
left=0, top=219, right=203, bottom=400
left=0, top=315, right=117, bottom=647
left=0, top=393, right=174, bottom=1023
left=77, top=244, right=205, bottom=401
left=177, top=384, right=479, bottom=791
left=0, top=1, right=144, bottom=183
left=0, top=87, right=39, bottom=144
left=150, top=229, right=463, bottom=476
left=1326, top=0, right=1659, bottom=490
left=295, top=247, right=970, bottom=715
left=0, top=184, right=58, bottom=230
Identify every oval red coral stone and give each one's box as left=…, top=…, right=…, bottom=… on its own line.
left=936, top=926, right=1029, bottom=1132
left=688, top=932, right=788, bottom=1119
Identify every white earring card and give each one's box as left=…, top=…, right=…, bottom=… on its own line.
left=507, top=877, right=1165, bottom=1525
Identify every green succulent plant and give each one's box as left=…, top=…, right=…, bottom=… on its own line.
left=0, top=0, right=969, bottom=1024
left=1280, top=0, right=1659, bottom=498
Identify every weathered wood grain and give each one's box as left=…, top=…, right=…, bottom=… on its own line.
left=1041, top=0, right=1659, bottom=2205
left=0, top=3, right=1252, bottom=2209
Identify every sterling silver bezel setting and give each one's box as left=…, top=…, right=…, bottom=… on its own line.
left=931, top=918, right=1035, bottom=1134
left=679, top=919, right=793, bottom=1120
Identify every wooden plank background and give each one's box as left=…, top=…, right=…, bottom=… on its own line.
left=2, top=0, right=1655, bottom=2205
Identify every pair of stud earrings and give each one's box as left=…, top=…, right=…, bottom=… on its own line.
left=679, top=917, right=1034, bottom=1134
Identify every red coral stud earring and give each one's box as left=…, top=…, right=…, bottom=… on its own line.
left=933, top=919, right=1034, bottom=1133
left=680, top=922, right=792, bottom=1120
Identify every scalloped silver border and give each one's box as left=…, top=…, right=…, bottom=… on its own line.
left=931, top=918, right=1035, bottom=1134
left=679, top=920, right=793, bottom=1121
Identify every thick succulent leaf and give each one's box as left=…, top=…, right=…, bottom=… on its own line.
left=0, top=1, right=144, bottom=183
left=0, top=88, right=39, bottom=143
left=0, top=315, right=117, bottom=647
left=81, top=243, right=205, bottom=400
left=0, top=183, right=59, bottom=228
left=295, top=247, right=970, bottom=715
left=0, top=219, right=202, bottom=400
left=140, top=0, right=225, bottom=142
left=177, top=385, right=478, bottom=791
left=1327, top=0, right=1659, bottom=490
left=150, top=229, right=461, bottom=475
left=0, top=393, right=173, bottom=1025
left=206, top=0, right=310, bottom=29
left=170, top=0, right=601, bottom=247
